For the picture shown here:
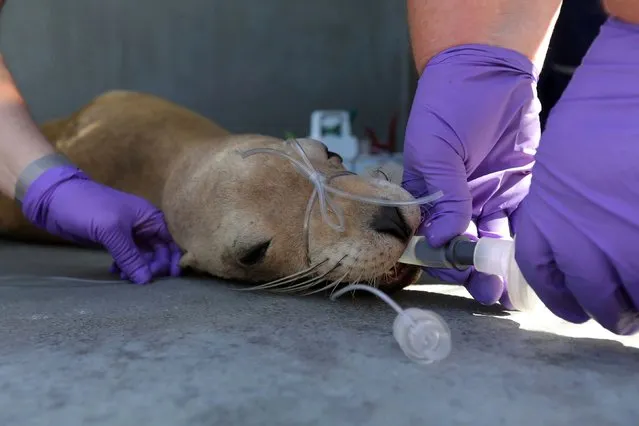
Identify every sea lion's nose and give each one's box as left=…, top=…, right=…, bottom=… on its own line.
left=371, top=206, right=411, bottom=242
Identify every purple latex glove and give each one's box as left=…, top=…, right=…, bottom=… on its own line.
left=21, top=164, right=182, bottom=284
left=514, top=17, right=639, bottom=335
left=402, top=44, right=541, bottom=308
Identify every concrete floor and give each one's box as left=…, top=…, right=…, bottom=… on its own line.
left=0, top=239, right=637, bottom=426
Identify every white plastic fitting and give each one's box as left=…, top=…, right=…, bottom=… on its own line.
left=392, top=307, right=452, bottom=364
left=330, top=283, right=452, bottom=364
left=473, top=237, right=544, bottom=312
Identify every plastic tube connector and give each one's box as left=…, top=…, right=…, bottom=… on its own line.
left=392, top=307, right=452, bottom=364
left=473, top=236, right=545, bottom=312
left=330, top=284, right=452, bottom=364
left=398, top=235, right=475, bottom=270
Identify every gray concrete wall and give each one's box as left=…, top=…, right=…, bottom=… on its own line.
left=0, top=0, right=413, bottom=149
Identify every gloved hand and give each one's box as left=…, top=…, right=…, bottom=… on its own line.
left=20, top=163, right=182, bottom=284
left=402, top=44, right=541, bottom=308
left=514, top=17, right=639, bottom=335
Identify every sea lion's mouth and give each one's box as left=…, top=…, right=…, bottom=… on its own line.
left=376, top=262, right=422, bottom=293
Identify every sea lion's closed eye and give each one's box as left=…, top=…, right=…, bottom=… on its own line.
left=238, top=240, right=271, bottom=266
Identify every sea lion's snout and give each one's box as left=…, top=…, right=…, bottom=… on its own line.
left=371, top=206, right=412, bottom=243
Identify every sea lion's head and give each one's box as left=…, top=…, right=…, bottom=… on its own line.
left=164, top=135, right=432, bottom=294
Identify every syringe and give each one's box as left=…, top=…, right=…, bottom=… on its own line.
left=398, top=235, right=544, bottom=312
left=399, top=235, right=477, bottom=271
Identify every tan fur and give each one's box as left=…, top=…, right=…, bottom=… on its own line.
left=0, top=90, right=424, bottom=293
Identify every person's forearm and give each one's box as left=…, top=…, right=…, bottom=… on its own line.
left=407, top=0, right=563, bottom=75
left=603, top=0, right=639, bottom=24
left=0, top=54, right=56, bottom=199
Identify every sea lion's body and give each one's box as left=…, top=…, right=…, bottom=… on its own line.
left=0, top=90, right=227, bottom=241
left=0, top=90, right=424, bottom=293
left=0, top=91, right=210, bottom=241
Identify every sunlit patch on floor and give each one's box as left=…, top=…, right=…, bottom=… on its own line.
left=406, top=283, right=639, bottom=349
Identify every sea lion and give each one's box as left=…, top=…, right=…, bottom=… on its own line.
left=0, top=90, right=428, bottom=294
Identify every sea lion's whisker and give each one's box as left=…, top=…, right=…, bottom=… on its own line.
left=371, top=168, right=390, bottom=182
left=234, top=259, right=328, bottom=291
left=329, top=273, right=347, bottom=297
left=272, top=256, right=346, bottom=294
left=270, top=269, right=334, bottom=293
left=302, top=270, right=350, bottom=296
left=270, top=274, right=327, bottom=294
left=328, top=257, right=361, bottom=297
left=239, top=273, right=319, bottom=291
left=349, top=274, right=364, bottom=300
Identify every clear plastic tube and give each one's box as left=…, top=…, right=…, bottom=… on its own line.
left=0, top=275, right=125, bottom=284
left=331, top=284, right=452, bottom=364
left=241, top=138, right=443, bottom=233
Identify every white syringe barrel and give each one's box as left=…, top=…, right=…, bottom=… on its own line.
left=473, top=237, right=544, bottom=312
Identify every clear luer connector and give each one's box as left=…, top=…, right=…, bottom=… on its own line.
left=331, top=284, right=452, bottom=364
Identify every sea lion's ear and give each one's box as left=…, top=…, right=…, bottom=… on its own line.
left=179, top=251, right=198, bottom=270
